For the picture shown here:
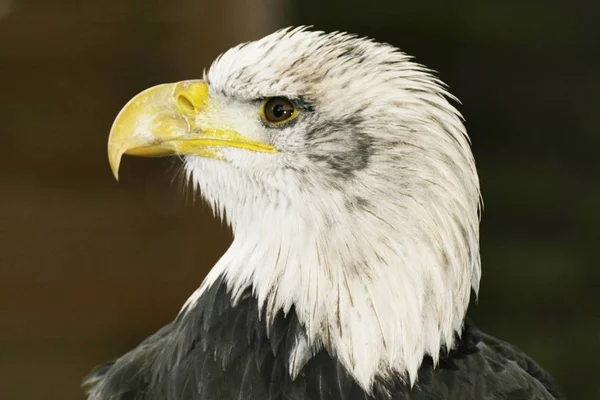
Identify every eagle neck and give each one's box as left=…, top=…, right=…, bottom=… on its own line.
left=184, top=195, right=476, bottom=391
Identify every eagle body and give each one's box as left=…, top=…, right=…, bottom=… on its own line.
left=89, top=28, right=563, bottom=399
left=88, top=277, right=560, bottom=400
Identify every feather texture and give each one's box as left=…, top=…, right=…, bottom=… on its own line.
left=182, top=27, right=482, bottom=387
left=85, top=277, right=563, bottom=400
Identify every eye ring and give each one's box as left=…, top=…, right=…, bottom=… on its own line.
left=260, top=97, right=298, bottom=125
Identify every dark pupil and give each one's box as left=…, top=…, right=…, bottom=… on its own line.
left=265, top=98, right=294, bottom=123
left=273, top=104, right=285, bottom=118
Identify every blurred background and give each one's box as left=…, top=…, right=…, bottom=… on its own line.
left=0, top=0, right=598, bottom=399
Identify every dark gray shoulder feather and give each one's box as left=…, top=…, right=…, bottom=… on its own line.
left=478, top=327, right=565, bottom=399
left=84, top=282, right=563, bottom=400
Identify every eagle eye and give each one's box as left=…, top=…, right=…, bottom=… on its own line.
left=261, top=97, right=298, bottom=124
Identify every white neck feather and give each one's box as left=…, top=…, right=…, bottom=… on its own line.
left=182, top=154, right=481, bottom=391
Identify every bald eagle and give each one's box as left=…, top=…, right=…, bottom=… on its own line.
left=85, top=28, right=563, bottom=400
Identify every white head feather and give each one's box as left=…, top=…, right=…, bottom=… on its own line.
left=181, top=27, right=481, bottom=391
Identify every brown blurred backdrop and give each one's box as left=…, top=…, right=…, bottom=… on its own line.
left=0, top=1, right=598, bottom=399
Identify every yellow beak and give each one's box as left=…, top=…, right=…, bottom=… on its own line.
left=107, top=80, right=277, bottom=180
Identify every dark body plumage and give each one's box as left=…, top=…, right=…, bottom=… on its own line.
left=86, top=277, right=562, bottom=400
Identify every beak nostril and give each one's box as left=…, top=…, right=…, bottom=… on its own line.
left=177, top=95, right=196, bottom=113
left=174, top=81, right=209, bottom=114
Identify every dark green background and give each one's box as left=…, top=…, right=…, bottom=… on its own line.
left=0, top=1, right=597, bottom=399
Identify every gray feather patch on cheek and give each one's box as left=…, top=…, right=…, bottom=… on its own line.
left=304, top=116, right=374, bottom=179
